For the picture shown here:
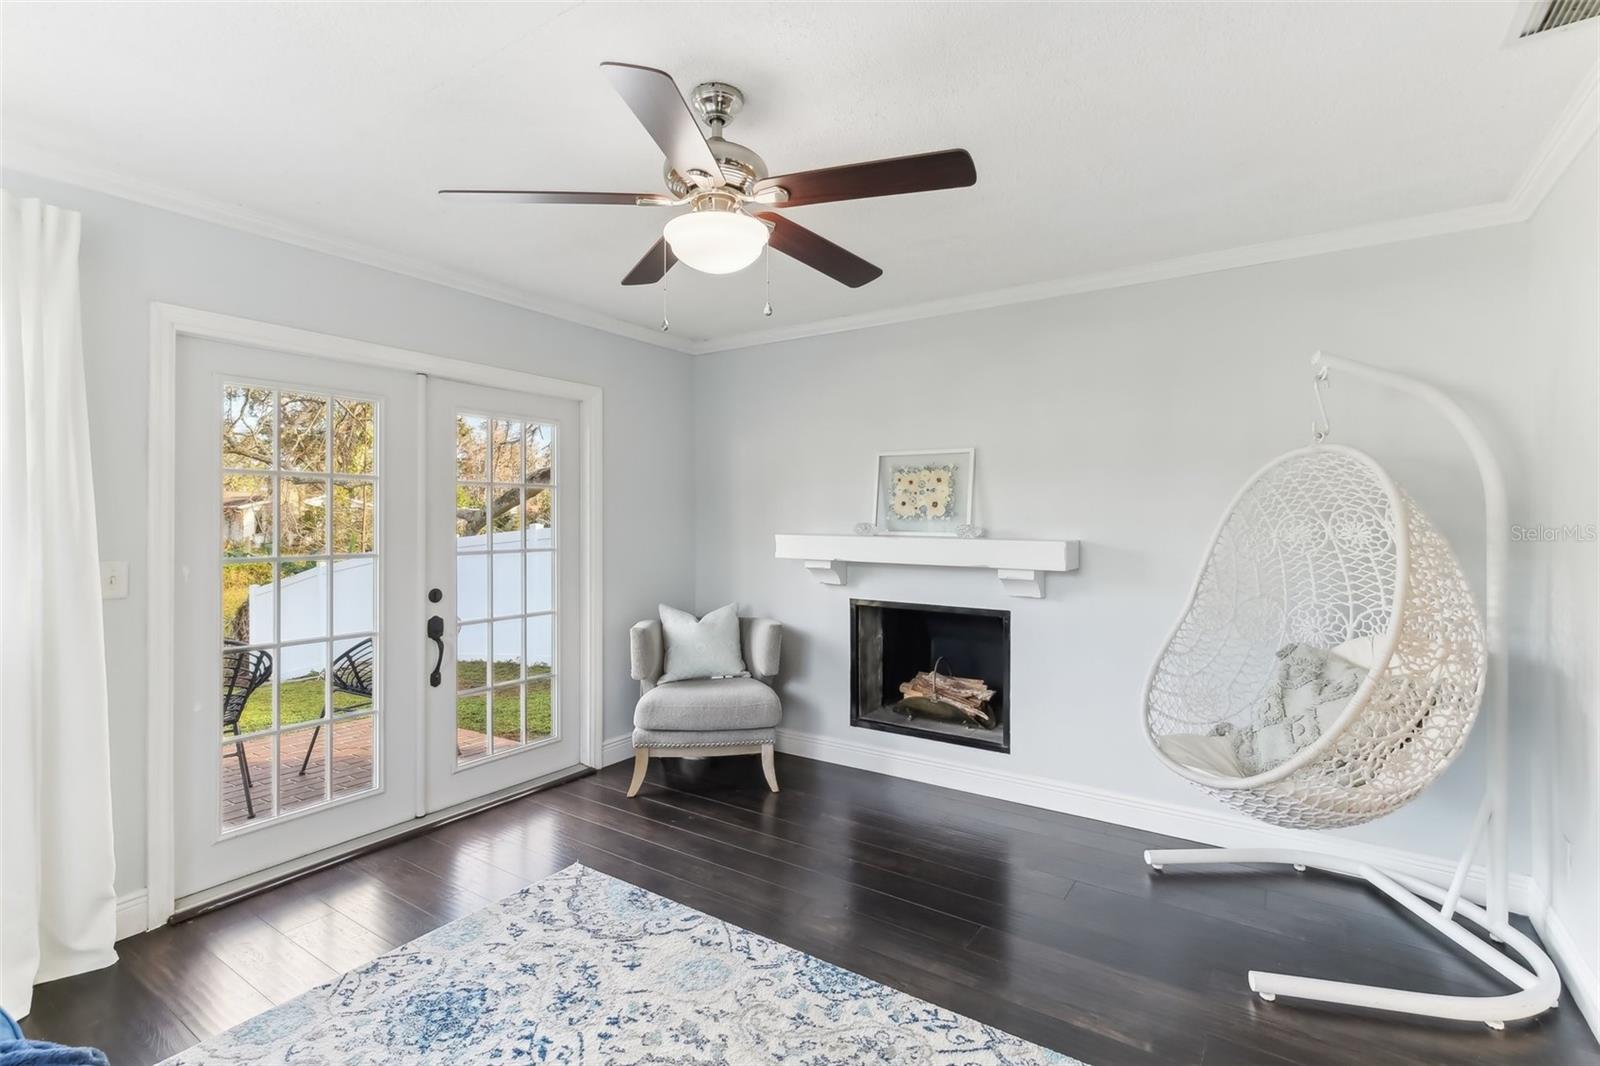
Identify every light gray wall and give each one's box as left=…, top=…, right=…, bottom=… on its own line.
left=1, top=170, right=696, bottom=899
left=1521, top=137, right=1599, bottom=982
left=9, top=141, right=1595, bottom=951
left=692, top=150, right=1596, bottom=888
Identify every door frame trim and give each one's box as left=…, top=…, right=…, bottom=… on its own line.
left=146, top=302, right=605, bottom=929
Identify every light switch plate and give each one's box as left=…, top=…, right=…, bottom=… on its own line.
left=101, top=560, right=129, bottom=599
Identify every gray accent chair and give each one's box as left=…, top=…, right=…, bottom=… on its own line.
left=628, top=616, right=783, bottom=797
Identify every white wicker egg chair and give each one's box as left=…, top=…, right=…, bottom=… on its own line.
left=1140, top=353, right=1560, bottom=1030
left=1144, top=443, right=1486, bottom=829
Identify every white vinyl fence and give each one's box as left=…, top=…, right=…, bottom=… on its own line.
left=248, top=529, right=552, bottom=676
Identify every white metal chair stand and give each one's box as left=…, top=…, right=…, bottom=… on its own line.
left=1142, top=351, right=1561, bottom=1030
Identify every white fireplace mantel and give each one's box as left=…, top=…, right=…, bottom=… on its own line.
left=773, top=534, right=1080, bottom=598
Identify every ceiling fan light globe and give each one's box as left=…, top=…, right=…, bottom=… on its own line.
left=662, top=211, right=769, bottom=275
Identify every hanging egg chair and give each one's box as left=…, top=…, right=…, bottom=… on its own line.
left=1139, top=353, right=1561, bottom=1030
left=1143, top=444, right=1486, bottom=829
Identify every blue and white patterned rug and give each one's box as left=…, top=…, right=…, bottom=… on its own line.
left=161, top=862, right=1081, bottom=1064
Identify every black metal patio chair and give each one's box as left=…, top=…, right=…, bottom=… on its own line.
left=298, top=637, right=374, bottom=775
left=222, top=643, right=273, bottom=820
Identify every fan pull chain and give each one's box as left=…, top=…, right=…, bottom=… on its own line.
left=660, top=242, right=670, bottom=333
left=762, top=241, right=774, bottom=317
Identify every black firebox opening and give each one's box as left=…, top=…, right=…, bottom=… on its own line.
left=850, top=599, right=1010, bottom=753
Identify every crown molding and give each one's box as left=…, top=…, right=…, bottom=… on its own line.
left=7, top=62, right=1595, bottom=359
left=1, top=138, right=697, bottom=355
left=691, top=200, right=1523, bottom=354
left=1505, top=62, right=1599, bottom=220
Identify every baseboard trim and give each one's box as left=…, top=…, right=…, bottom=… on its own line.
left=115, top=891, right=149, bottom=943
left=601, top=733, right=634, bottom=767
left=775, top=726, right=1539, bottom=914
left=1535, top=889, right=1600, bottom=1042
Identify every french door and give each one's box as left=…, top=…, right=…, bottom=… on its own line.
left=423, top=379, right=583, bottom=810
left=173, top=336, right=585, bottom=902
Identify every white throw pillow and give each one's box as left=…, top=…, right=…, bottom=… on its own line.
left=658, top=603, right=748, bottom=683
left=1331, top=635, right=1378, bottom=671
left=1225, top=643, right=1368, bottom=776
left=1157, top=734, right=1245, bottom=778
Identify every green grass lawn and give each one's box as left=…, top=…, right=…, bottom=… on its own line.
left=455, top=680, right=552, bottom=742
left=237, top=679, right=366, bottom=734
left=234, top=661, right=550, bottom=742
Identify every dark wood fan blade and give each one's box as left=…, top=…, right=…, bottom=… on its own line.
left=756, top=149, right=975, bottom=208
left=622, top=238, right=678, bottom=286
left=438, top=190, right=658, bottom=205
left=600, top=62, right=722, bottom=184
left=756, top=213, right=882, bottom=288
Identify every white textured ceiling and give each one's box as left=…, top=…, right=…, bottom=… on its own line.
left=3, top=2, right=1596, bottom=348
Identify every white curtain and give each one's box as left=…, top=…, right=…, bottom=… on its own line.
left=0, top=190, right=118, bottom=1018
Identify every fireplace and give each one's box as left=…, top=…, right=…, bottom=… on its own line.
left=850, top=599, right=1010, bottom=752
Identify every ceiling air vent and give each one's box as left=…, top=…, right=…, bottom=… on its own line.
left=1520, top=0, right=1600, bottom=36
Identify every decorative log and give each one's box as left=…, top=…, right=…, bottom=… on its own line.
left=897, top=670, right=996, bottom=728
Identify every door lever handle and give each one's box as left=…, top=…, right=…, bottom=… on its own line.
left=427, top=615, right=445, bottom=688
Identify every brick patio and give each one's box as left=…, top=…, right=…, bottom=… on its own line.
left=221, top=719, right=377, bottom=827
left=220, top=721, right=520, bottom=826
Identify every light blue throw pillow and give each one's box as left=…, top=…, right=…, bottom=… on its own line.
left=659, top=603, right=748, bottom=683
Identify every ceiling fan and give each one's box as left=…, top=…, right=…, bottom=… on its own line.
left=440, top=62, right=977, bottom=289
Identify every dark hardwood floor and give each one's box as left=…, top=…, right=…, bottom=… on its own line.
left=23, top=753, right=1600, bottom=1065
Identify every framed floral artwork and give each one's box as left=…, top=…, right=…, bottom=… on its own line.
left=873, top=448, right=974, bottom=536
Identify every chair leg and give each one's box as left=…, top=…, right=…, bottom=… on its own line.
left=761, top=743, right=779, bottom=793
left=627, top=749, right=650, bottom=797
left=234, top=740, right=256, bottom=820
left=298, top=724, right=322, bottom=776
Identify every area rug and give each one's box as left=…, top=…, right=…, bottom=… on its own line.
left=161, top=862, right=1081, bottom=1064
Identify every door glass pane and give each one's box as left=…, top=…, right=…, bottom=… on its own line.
left=216, top=383, right=381, bottom=830
left=456, top=415, right=488, bottom=481
left=221, top=646, right=273, bottom=739
left=456, top=695, right=487, bottom=761
left=332, top=558, right=375, bottom=635
left=490, top=419, right=522, bottom=485
left=222, top=475, right=273, bottom=556
left=332, top=398, right=375, bottom=475
left=332, top=717, right=376, bottom=799
left=525, top=490, right=553, bottom=546
left=221, top=562, right=272, bottom=643
left=279, top=393, right=328, bottom=472
left=492, top=552, right=521, bottom=617
left=526, top=424, right=553, bottom=485
left=457, top=622, right=488, bottom=690
left=524, top=552, right=553, bottom=615
left=222, top=384, right=273, bottom=470
left=331, top=480, right=376, bottom=553
left=491, top=618, right=523, bottom=683
left=280, top=561, right=329, bottom=642
left=527, top=676, right=553, bottom=741
left=491, top=685, right=523, bottom=752
left=221, top=735, right=273, bottom=830
left=457, top=555, right=488, bottom=622
left=278, top=724, right=327, bottom=816
left=331, top=637, right=376, bottom=715
left=455, top=484, right=487, bottom=543
left=280, top=478, right=328, bottom=556
left=525, top=614, right=553, bottom=676
left=278, top=642, right=328, bottom=728
left=491, top=489, right=522, bottom=535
